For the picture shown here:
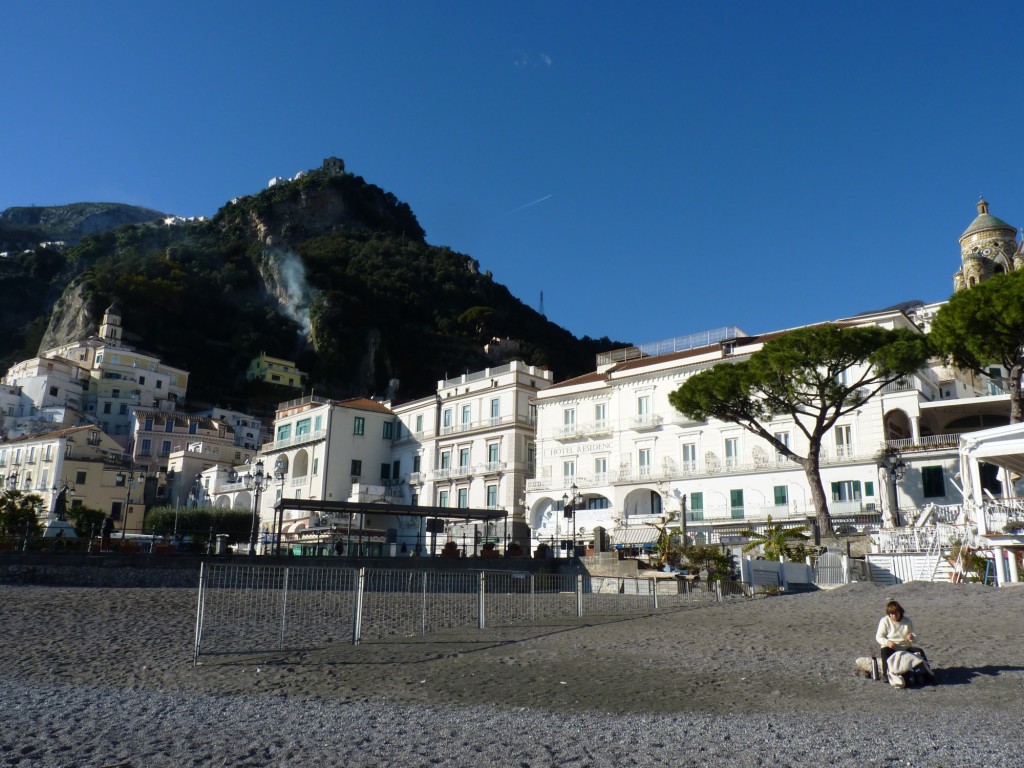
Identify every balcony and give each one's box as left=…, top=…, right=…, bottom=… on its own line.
left=884, top=433, right=964, bottom=452
left=261, top=428, right=327, bottom=453
left=439, top=414, right=531, bottom=437
left=630, top=414, right=663, bottom=431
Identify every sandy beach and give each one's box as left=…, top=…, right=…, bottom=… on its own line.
left=1, top=579, right=1022, bottom=767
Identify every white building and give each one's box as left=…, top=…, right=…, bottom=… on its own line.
left=524, top=310, right=1009, bottom=556
left=209, top=396, right=399, bottom=553
left=391, top=361, right=553, bottom=553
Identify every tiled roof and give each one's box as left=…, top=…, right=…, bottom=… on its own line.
left=337, top=397, right=395, bottom=415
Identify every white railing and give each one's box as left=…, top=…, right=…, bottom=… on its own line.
left=261, top=429, right=327, bottom=453
left=631, top=415, right=664, bottom=430
left=884, top=433, right=963, bottom=452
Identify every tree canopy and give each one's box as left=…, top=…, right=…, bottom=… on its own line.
left=930, top=270, right=1024, bottom=423
left=669, top=323, right=930, bottom=535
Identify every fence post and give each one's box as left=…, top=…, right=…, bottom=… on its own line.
left=278, top=567, right=290, bottom=650
left=193, top=561, right=208, bottom=667
left=352, top=566, right=366, bottom=645
left=715, top=580, right=723, bottom=602
left=576, top=574, right=583, bottom=618
left=651, top=577, right=658, bottom=610
left=529, top=574, right=535, bottom=622
left=478, top=571, right=487, bottom=630
left=421, top=570, right=428, bottom=636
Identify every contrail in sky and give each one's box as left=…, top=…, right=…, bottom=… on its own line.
left=497, top=194, right=552, bottom=218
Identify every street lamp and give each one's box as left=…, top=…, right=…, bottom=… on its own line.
left=116, top=466, right=146, bottom=537
left=890, top=457, right=907, bottom=525
left=242, top=459, right=271, bottom=556
left=561, top=482, right=580, bottom=557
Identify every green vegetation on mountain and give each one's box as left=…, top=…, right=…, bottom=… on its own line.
left=0, top=165, right=625, bottom=411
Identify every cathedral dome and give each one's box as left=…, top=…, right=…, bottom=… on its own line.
left=960, top=199, right=1015, bottom=240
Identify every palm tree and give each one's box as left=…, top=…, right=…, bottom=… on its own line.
left=0, top=489, right=44, bottom=541
left=739, top=515, right=809, bottom=562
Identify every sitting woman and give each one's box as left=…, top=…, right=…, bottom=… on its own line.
left=875, top=600, right=926, bottom=676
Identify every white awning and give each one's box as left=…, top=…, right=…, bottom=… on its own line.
left=611, top=526, right=659, bottom=547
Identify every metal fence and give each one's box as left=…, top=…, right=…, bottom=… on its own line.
left=193, top=564, right=749, bottom=664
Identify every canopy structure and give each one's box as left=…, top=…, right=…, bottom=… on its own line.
left=610, top=526, right=659, bottom=549
left=959, top=423, right=1024, bottom=535
left=269, top=498, right=508, bottom=555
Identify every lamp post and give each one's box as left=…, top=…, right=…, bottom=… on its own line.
left=116, top=466, right=145, bottom=538
left=561, top=482, right=580, bottom=557
left=890, top=457, right=907, bottom=526
left=243, top=459, right=271, bottom=556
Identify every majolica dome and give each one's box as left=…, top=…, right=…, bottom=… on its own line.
left=960, top=198, right=1015, bottom=240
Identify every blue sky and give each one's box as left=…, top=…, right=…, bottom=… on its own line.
left=3, top=2, right=1024, bottom=348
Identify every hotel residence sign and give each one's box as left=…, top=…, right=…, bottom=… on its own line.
left=547, top=442, right=612, bottom=456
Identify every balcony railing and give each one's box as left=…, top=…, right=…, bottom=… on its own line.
left=630, top=414, right=663, bottom=430
left=884, top=433, right=964, bottom=452
left=439, top=413, right=535, bottom=437
left=261, top=428, right=327, bottom=453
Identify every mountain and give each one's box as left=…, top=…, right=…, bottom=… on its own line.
left=0, top=203, right=167, bottom=247
left=0, top=160, right=626, bottom=411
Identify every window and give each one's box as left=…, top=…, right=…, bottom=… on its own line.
left=156, top=380, right=163, bottom=389
left=563, top=460, right=575, bottom=482
left=312, top=458, right=319, bottom=476
left=412, top=455, right=421, bottom=473
left=459, top=447, right=470, bottom=469
left=725, top=437, right=739, bottom=468
left=638, top=448, right=652, bottom=476
left=487, top=443, right=499, bottom=465
left=76, top=471, right=87, bottom=485
left=457, top=488, right=468, bottom=508
left=461, top=404, right=471, bottom=425
left=392, top=460, right=400, bottom=478
left=415, top=414, right=424, bottom=433
left=440, top=451, right=451, bottom=470
left=490, top=398, right=500, bottom=423
left=637, top=395, right=650, bottom=416
left=730, top=489, right=744, bottom=519
left=314, top=415, right=322, bottom=431
left=689, top=492, right=704, bottom=521
left=831, top=481, right=862, bottom=502
left=350, top=460, right=362, bottom=477
left=594, top=457, right=607, bottom=479
left=27, top=448, right=35, bottom=463
left=835, top=425, right=852, bottom=457
left=594, top=403, right=607, bottom=427
left=296, top=418, right=311, bottom=436
left=774, top=485, right=788, bottom=507
left=587, top=497, right=610, bottom=510
left=353, top=417, right=365, bottom=436
left=118, top=403, right=128, bottom=415
left=111, top=501, right=123, bottom=520
left=103, top=402, right=111, bottom=414
left=188, top=421, right=197, bottom=434
left=865, top=481, right=874, bottom=497
left=563, top=408, right=576, bottom=428
left=144, top=418, right=153, bottom=431
left=438, top=490, right=449, bottom=507
left=160, top=440, right=171, bottom=457
left=774, top=431, right=790, bottom=459
left=277, top=424, right=292, bottom=441
left=382, top=421, right=394, bottom=439
left=43, top=445, right=51, bottom=461
left=164, top=419, right=173, bottom=432
left=49, top=385, right=59, bottom=397
left=486, top=484, right=498, bottom=508
left=380, top=463, right=391, bottom=480
left=922, top=466, right=946, bottom=498
left=139, top=376, right=145, bottom=385
left=141, top=439, right=152, bottom=456
left=112, top=388, right=121, bottom=399
left=682, top=442, right=697, bottom=472
left=442, top=409, right=452, bottom=431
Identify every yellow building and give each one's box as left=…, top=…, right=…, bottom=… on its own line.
left=246, top=353, right=307, bottom=390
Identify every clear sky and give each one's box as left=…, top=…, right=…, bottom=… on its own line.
left=3, top=2, right=1024, bottom=348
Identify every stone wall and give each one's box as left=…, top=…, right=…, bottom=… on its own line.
left=0, top=552, right=577, bottom=588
